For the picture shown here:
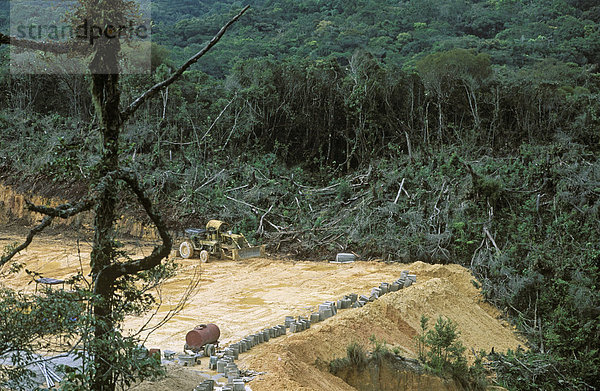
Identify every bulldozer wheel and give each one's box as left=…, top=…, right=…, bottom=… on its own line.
left=199, top=250, right=209, bottom=263
left=179, top=241, right=194, bottom=259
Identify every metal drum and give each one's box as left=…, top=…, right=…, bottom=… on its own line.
left=185, top=324, right=220, bottom=350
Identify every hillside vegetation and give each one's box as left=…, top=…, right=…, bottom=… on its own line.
left=0, top=0, right=599, bottom=389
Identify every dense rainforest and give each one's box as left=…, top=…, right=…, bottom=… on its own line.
left=0, top=0, right=599, bottom=389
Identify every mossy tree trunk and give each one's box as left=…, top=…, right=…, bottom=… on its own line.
left=89, top=42, right=122, bottom=391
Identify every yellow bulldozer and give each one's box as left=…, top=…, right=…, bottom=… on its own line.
left=178, top=220, right=265, bottom=262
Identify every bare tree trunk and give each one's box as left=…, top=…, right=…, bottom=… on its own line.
left=437, top=96, right=443, bottom=140
left=464, top=82, right=480, bottom=130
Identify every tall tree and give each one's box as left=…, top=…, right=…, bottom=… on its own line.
left=0, top=3, right=249, bottom=390
left=417, top=49, right=492, bottom=138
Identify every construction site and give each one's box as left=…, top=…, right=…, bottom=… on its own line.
left=0, top=217, right=524, bottom=390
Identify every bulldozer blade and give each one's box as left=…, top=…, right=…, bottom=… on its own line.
left=232, top=245, right=265, bottom=260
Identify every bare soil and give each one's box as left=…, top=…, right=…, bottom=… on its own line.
left=0, top=230, right=524, bottom=390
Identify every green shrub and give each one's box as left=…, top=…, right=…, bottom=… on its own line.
left=346, top=342, right=368, bottom=369
left=416, top=315, right=487, bottom=389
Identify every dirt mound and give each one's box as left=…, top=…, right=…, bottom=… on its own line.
left=236, top=262, right=523, bottom=391
left=123, top=364, right=206, bottom=391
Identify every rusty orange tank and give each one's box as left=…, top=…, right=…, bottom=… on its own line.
left=185, top=324, right=220, bottom=349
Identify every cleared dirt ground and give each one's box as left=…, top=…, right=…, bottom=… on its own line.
left=0, top=230, right=524, bottom=390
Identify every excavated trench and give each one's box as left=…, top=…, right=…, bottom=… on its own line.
left=332, top=355, right=464, bottom=391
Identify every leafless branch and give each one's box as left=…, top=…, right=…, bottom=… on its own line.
left=95, top=170, right=172, bottom=285
left=394, top=178, right=405, bottom=204
left=137, top=261, right=202, bottom=340
left=483, top=226, right=501, bottom=253
left=200, top=93, right=237, bottom=142
left=1, top=198, right=94, bottom=267
left=257, top=204, right=274, bottom=236
left=195, top=169, right=225, bottom=192
left=25, top=198, right=94, bottom=218
left=1, top=216, right=53, bottom=267
left=120, top=6, right=250, bottom=122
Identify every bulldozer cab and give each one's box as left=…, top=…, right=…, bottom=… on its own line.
left=206, top=220, right=230, bottom=240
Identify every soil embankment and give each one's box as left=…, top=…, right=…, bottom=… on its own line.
left=332, top=356, right=465, bottom=391
left=0, top=182, right=158, bottom=238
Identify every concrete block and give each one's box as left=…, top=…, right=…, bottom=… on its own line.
left=232, top=380, right=245, bottom=391
left=285, top=316, right=295, bottom=328
left=163, top=350, right=176, bottom=360
left=335, top=253, right=356, bottom=262
left=324, top=301, right=337, bottom=314
left=178, top=354, right=195, bottom=366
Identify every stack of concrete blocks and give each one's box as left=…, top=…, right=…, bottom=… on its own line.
left=194, top=379, right=215, bottom=391
left=221, top=383, right=245, bottom=391
left=212, top=325, right=287, bottom=372
left=352, top=295, right=370, bottom=308
left=289, top=316, right=311, bottom=333
left=177, top=353, right=196, bottom=366
left=216, top=355, right=234, bottom=373
left=208, top=355, right=218, bottom=370
left=395, top=270, right=417, bottom=288
left=318, top=301, right=336, bottom=320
